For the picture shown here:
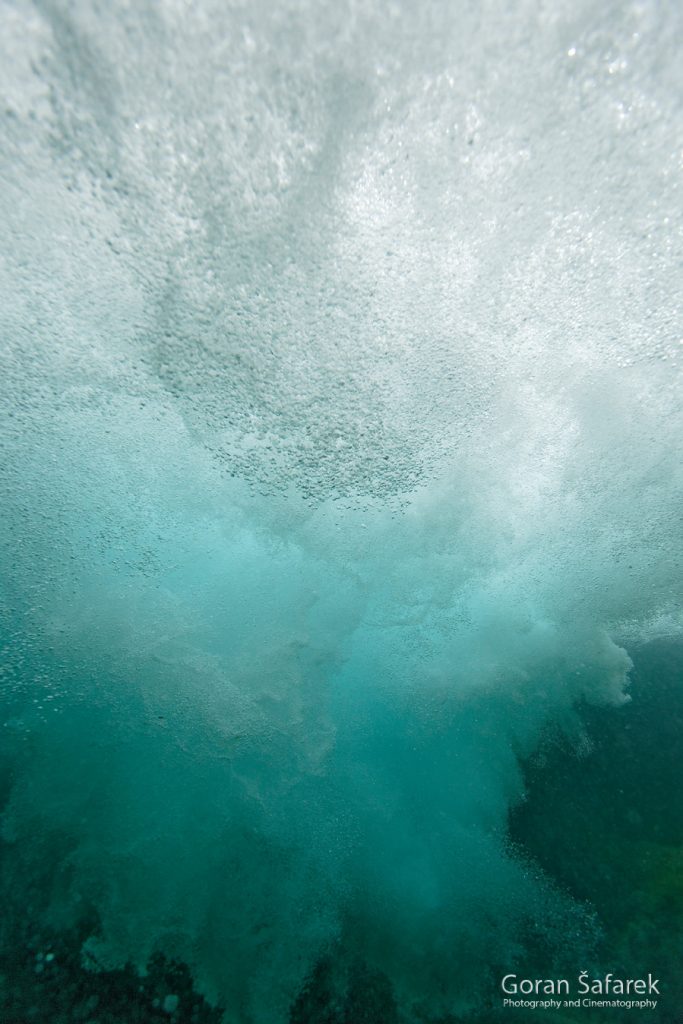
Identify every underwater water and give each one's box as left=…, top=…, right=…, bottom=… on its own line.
left=0, top=0, right=682, bottom=1021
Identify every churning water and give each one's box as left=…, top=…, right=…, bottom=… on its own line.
left=0, top=1, right=681, bottom=1022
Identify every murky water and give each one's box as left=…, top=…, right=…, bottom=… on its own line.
left=1, top=1, right=681, bottom=1021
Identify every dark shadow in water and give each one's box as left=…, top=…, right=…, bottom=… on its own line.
left=507, top=639, right=683, bottom=1024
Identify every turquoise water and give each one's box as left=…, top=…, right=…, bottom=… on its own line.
left=0, top=1, right=681, bottom=1021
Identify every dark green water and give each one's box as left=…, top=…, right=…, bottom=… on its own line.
left=1, top=642, right=681, bottom=1022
